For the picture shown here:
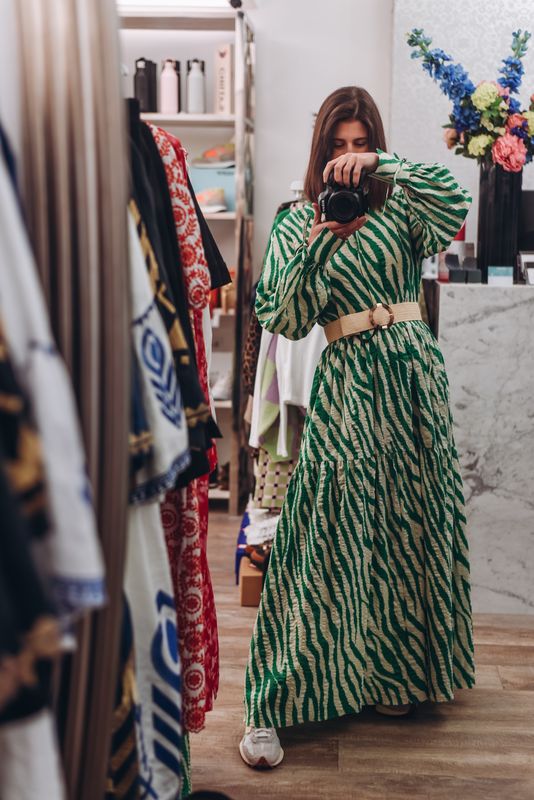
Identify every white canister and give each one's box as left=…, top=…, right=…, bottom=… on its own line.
left=160, top=59, right=178, bottom=114
left=187, top=59, right=205, bottom=114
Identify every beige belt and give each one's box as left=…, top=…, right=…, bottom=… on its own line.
left=324, top=302, right=422, bottom=344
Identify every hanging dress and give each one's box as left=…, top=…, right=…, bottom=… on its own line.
left=244, top=151, right=476, bottom=728
left=149, top=125, right=219, bottom=733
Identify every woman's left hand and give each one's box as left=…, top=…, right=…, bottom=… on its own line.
left=323, top=152, right=379, bottom=187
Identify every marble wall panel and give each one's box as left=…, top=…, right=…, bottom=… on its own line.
left=439, top=285, right=534, bottom=613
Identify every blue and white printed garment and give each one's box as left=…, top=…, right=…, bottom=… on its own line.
left=128, top=211, right=190, bottom=504
left=0, top=154, right=104, bottom=618
left=124, top=503, right=183, bottom=800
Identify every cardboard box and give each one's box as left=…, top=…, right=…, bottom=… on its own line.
left=239, top=557, right=263, bottom=607
left=214, top=43, right=234, bottom=115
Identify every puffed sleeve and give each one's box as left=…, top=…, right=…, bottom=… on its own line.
left=255, top=205, right=342, bottom=340
left=372, top=150, right=472, bottom=260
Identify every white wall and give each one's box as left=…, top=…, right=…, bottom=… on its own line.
left=249, top=0, right=534, bottom=261
left=391, top=0, right=534, bottom=244
left=248, top=0, right=394, bottom=270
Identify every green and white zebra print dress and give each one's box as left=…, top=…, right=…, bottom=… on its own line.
left=244, top=151, right=476, bottom=729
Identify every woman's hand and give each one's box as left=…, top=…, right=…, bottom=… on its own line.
left=308, top=203, right=367, bottom=245
left=322, top=151, right=379, bottom=187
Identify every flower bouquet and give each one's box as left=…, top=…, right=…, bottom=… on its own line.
left=407, top=28, right=533, bottom=173
left=407, top=28, right=532, bottom=282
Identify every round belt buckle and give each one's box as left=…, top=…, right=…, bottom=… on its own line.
left=369, top=302, right=394, bottom=330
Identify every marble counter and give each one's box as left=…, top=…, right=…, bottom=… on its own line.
left=438, top=284, right=534, bottom=614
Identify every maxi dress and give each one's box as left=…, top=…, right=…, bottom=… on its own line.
left=244, top=151, right=476, bottom=729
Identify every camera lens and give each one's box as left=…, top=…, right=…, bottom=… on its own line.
left=330, top=191, right=360, bottom=224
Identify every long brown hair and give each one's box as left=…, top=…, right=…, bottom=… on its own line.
left=304, top=86, right=390, bottom=211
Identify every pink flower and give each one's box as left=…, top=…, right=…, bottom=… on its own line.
left=530, top=93, right=534, bottom=104
left=507, top=112, right=527, bottom=130
left=443, top=128, right=459, bottom=149
left=492, top=132, right=527, bottom=172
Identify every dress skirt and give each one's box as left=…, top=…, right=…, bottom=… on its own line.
left=244, top=322, right=475, bottom=728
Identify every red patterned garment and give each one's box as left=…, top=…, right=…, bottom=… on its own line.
left=196, top=474, right=218, bottom=707
left=148, top=124, right=219, bottom=732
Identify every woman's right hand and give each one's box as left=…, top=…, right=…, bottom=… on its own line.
left=308, top=203, right=367, bottom=246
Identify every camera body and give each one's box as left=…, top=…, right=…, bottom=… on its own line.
left=318, top=170, right=369, bottom=224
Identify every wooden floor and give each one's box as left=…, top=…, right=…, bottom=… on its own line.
left=191, top=512, right=534, bottom=800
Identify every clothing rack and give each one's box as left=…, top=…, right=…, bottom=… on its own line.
left=0, top=1, right=232, bottom=798
left=14, top=1, right=130, bottom=796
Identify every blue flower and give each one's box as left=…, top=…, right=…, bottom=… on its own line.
left=508, top=96, right=521, bottom=113
left=422, top=57, right=475, bottom=103
left=498, top=55, right=524, bottom=93
left=431, top=48, right=453, bottom=62
left=441, top=63, right=475, bottom=99
left=452, top=100, right=481, bottom=132
left=511, top=125, right=529, bottom=140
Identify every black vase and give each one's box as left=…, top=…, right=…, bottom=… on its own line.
left=477, top=162, right=522, bottom=283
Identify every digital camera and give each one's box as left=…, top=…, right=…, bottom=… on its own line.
left=317, top=170, right=369, bottom=223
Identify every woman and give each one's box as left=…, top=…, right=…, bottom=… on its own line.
left=240, top=86, right=475, bottom=769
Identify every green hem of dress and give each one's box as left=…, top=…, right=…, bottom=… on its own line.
left=245, top=677, right=476, bottom=730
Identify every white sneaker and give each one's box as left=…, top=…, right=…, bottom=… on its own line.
left=375, top=702, right=414, bottom=717
left=239, top=726, right=284, bottom=768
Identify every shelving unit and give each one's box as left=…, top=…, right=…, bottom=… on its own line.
left=119, top=2, right=255, bottom=515
left=140, top=111, right=235, bottom=127
left=208, top=488, right=230, bottom=500
left=139, top=112, right=254, bottom=131
left=214, top=399, right=232, bottom=409
left=204, top=211, right=236, bottom=221
left=119, top=7, right=237, bottom=32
